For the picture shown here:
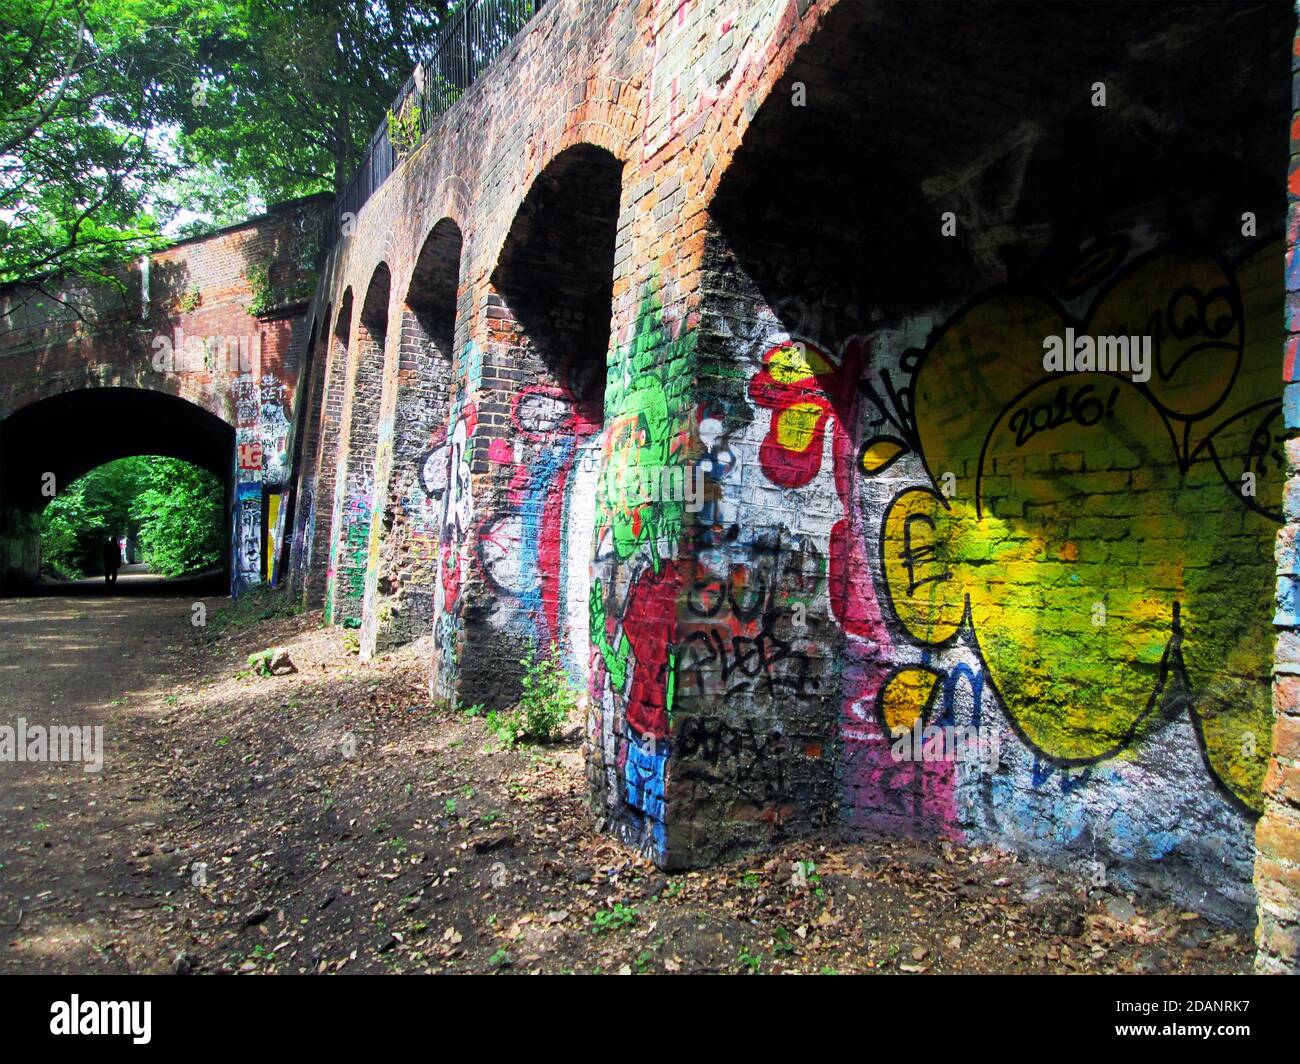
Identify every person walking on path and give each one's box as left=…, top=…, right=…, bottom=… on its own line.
left=102, top=535, right=121, bottom=587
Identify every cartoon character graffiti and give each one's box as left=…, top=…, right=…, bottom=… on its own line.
left=589, top=289, right=694, bottom=859
left=864, top=243, right=1282, bottom=814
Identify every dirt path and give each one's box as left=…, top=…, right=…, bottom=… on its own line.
left=0, top=592, right=1254, bottom=975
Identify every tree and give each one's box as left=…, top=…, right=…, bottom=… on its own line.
left=176, top=0, right=453, bottom=209
left=130, top=456, right=224, bottom=576
left=40, top=455, right=223, bottom=578
left=1, top=0, right=459, bottom=291
left=0, top=0, right=197, bottom=293
left=39, top=455, right=146, bottom=576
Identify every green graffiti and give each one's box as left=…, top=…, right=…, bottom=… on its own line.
left=597, top=287, right=694, bottom=569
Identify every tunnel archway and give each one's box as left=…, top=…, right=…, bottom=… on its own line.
left=307, top=291, right=353, bottom=609
left=328, top=265, right=391, bottom=628
left=1, top=387, right=235, bottom=593
left=368, top=219, right=464, bottom=652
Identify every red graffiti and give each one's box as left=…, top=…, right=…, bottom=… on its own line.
left=238, top=441, right=263, bottom=470
left=608, top=561, right=681, bottom=740
left=749, top=338, right=882, bottom=640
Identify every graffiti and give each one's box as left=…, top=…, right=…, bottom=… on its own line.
left=592, top=562, right=681, bottom=738
left=438, top=407, right=474, bottom=609
left=232, top=481, right=262, bottom=595
left=232, top=375, right=260, bottom=428
left=430, top=400, right=477, bottom=699
left=862, top=243, right=1282, bottom=814
left=590, top=287, right=695, bottom=860
left=293, top=476, right=316, bottom=586
left=226, top=364, right=294, bottom=596
left=748, top=338, right=884, bottom=640
left=474, top=383, right=601, bottom=672
left=332, top=483, right=372, bottom=627
left=259, top=373, right=291, bottom=481
left=676, top=716, right=789, bottom=805
left=678, top=531, right=824, bottom=700
left=406, top=432, right=449, bottom=538
left=679, top=611, right=815, bottom=700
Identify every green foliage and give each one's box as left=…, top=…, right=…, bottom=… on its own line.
left=173, top=0, right=454, bottom=205
left=485, top=649, right=576, bottom=748
left=245, top=254, right=317, bottom=316
left=1, top=0, right=455, bottom=288
left=591, top=903, right=637, bottom=936
left=39, top=458, right=142, bottom=577
left=386, top=102, right=423, bottom=159
left=130, top=457, right=224, bottom=577
left=246, top=648, right=275, bottom=676
left=0, top=0, right=186, bottom=287
left=39, top=456, right=222, bottom=579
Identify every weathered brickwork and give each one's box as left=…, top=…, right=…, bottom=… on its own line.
left=362, top=220, right=463, bottom=654
left=1255, top=7, right=1300, bottom=976
left=0, top=196, right=326, bottom=594
left=260, top=0, right=1296, bottom=956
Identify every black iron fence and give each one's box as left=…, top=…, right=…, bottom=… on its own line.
left=331, top=0, right=547, bottom=240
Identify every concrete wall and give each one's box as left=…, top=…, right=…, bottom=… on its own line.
left=284, top=0, right=1300, bottom=945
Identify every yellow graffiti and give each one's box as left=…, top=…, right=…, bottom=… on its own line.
left=880, top=667, right=943, bottom=734
left=878, top=244, right=1281, bottom=811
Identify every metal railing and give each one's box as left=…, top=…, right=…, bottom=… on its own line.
left=331, top=0, right=547, bottom=239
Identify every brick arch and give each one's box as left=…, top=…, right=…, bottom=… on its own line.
left=694, top=0, right=836, bottom=208
left=327, top=265, right=392, bottom=626
left=306, top=288, right=354, bottom=607
left=483, top=125, right=633, bottom=284
left=282, top=306, right=333, bottom=596
left=455, top=141, right=623, bottom=703
left=521, top=106, right=638, bottom=184
left=0, top=280, right=249, bottom=426
left=0, top=386, right=236, bottom=592
left=362, top=218, right=467, bottom=654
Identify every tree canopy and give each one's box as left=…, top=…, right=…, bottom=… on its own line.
left=0, top=0, right=188, bottom=288
left=0, top=0, right=453, bottom=288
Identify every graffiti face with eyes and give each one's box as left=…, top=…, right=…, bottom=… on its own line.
left=871, top=245, right=1282, bottom=812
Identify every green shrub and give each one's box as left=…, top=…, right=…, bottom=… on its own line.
left=487, top=649, right=577, bottom=748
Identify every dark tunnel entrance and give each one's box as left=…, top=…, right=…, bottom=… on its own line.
left=0, top=388, right=235, bottom=595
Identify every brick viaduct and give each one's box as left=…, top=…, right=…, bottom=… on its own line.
left=0, top=196, right=325, bottom=595
left=2, top=0, right=1299, bottom=972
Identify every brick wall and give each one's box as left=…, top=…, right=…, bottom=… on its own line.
left=0, top=196, right=325, bottom=592
left=1255, top=7, right=1300, bottom=976
left=284, top=0, right=1300, bottom=940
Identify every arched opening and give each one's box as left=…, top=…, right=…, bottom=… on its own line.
left=330, top=265, right=390, bottom=627
left=281, top=313, right=326, bottom=597
left=371, top=219, right=464, bottom=652
left=40, top=456, right=226, bottom=587
left=0, top=388, right=234, bottom=595
left=463, top=143, right=623, bottom=703
left=308, top=291, right=351, bottom=609
left=693, top=0, right=1291, bottom=901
